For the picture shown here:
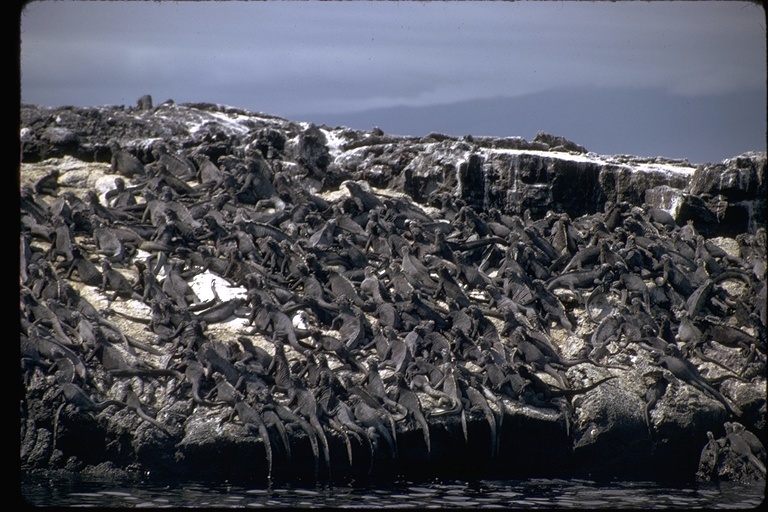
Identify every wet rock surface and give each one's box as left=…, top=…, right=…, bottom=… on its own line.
left=20, top=98, right=766, bottom=485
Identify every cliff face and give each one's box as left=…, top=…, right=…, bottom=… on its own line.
left=19, top=99, right=766, bottom=485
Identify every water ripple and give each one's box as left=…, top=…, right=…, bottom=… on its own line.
left=21, top=475, right=765, bottom=509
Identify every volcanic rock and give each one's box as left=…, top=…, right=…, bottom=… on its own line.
left=19, top=96, right=766, bottom=485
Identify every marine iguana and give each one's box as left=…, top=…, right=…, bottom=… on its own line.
left=467, top=306, right=509, bottom=361
left=194, top=296, right=248, bottom=325
left=697, top=430, right=723, bottom=480
left=460, top=375, right=501, bottom=458
left=161, top=259, right=201, bottom=309
left=484, top=283, right=539, bottom=329
left=87, top=335, right=181, bottom=381
left=309, top=330, right=367, bottom=372
left=177, top=359, right=219, bottom=407
left=360, top=266, right=392, bottom=305
left=21, top=291, right=77, bottom=348
left=391, top=372, right=431, bottom=458
left=332, top=397, right=376, bottom=474
left=124, top=388, right=177, bottom=437
left=266, top=339, right=297, bottom=395
left=510, top=330, right=569, bottom=389
left=398, top=291, right=451, bottom=332
left=197, top=342, right=243, bottom=389
left=26, top=261, right=73, bottom=304
left=516, top=364, right=617, bottom=401
left=51, top=382, right=126, bottom=448
left=349, top=393, right=398, bottom=460
left=100, top=260, right=144, bottom=302
left=480, top=350, right=564, bottom=411
left=545, top=263, right=612, bottom=303
left=380, top=329, right=414, bottom=375
left=399, top=244, right=439, bottom=293
left=108, top=139, right=146, bottom=178
left=247, top=294, right=315, bottom=355
left=435, top=356, right=468, bottom=443
left=548, top=213, right=582, bottom=257
left=254, top=400, right=292, bottom=462
left=104, top=178, right=141, bottom=210
left=345, top=368, right=402, bottom=451
left=209, top=371, right=244, bottom=406
left=653, top=345, right=743, bottom=418
left=21, top=317, right=87, bottom=382
left=401, top=322, right=429, bottom=361
left=530, top=279, right=574, bottom=333
left=521, top=225, right=559, bottom=265
left=131, top=259, right=165, bottom=304
left=307, top=217, right=338, bottom=248
left=703, top=318, right=765, bottom=354
left=325, top=269, right=368, bottom=309
left=330, top=295, right=369, bottom=352
left=724, top=421, right=767, bottom=476
left=150, top=163, right=199, bottom=197
left=84, top=185, right=140, bottom=222
left=237, top=218, right=295, bottom=245
left=660, top=254, right=695, bottom=298
left=151, top=142, right=197, bottom=180
left=611, top=261, right=652, bottom=312
left=233, top=400, right=275, bottom=480
left=641, top=370, right=670, bottom=435
left=423, top=328, right=455, bottom=364
left=642, top=203, right=677, bottom=232
left=48, top=216, right=77, bottom=263
left=20, top=183, right=52, bottom=228
left=371, top=302, right=403, bottom=334
left=558, top=244, right=600, bottom=274
left=255, top=387, right=321, bottom=480
left=287, top=379, right=332, bottom=475
left=409, top=373, right=461, bottom=416
left=313, top=373, right=359, bottom=469
left=433, top=265, right=472, bottom=310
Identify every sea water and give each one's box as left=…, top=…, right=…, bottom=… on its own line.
left=20, top=474, right=765, bottom=508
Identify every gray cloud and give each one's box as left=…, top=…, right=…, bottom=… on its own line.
left=20, top=0, right=766, bottom=159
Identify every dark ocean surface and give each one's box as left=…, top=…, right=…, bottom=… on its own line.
left=20, top=474, right=766, bottom=509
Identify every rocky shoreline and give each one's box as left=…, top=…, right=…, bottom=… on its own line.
left=20, top=97, right=766, bottom=485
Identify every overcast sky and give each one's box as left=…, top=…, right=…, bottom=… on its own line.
left=19, top=0, right=767, bottom=163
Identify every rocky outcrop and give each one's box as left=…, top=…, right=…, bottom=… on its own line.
left=19, top=98, right=766, bottom=485
left=687, top=154, right=767, bottom=235
left=21, top=101, right=766, bottom=238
